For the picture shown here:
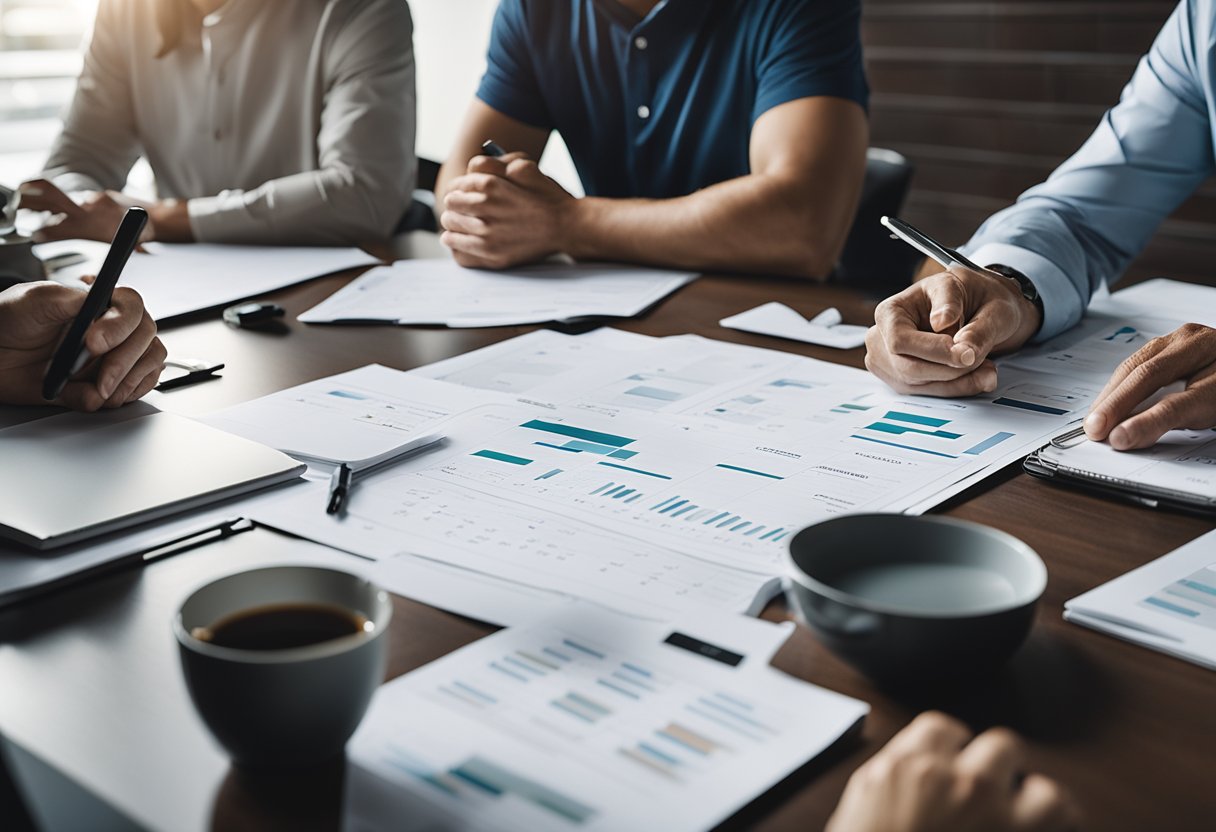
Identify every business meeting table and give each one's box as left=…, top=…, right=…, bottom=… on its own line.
left=0, top=232, right=1212, bottom=832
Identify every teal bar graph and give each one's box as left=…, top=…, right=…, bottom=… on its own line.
left=535, top=468, right=563, bottom=481
left=715, top=463, right=785, bottom=480
left=964, top=432, right=1015, bottom=455
left=865, top=421, right=962, bottom=439
left=472, top=450, right=532, bottom=465
left=598, top=461, right=673, bottom=479
left=562, top=439, right=621, bottom=454
left=520, top=419, right=634, bottom=447
left=883, top=410, right=950, bottom=428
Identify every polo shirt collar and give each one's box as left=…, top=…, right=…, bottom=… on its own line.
left=593, top=0, right=678, bottom=31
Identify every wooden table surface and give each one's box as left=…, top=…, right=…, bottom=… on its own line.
left=2, top=241, right=1213, bottom=831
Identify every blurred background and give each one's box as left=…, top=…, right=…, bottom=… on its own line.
left=1, top=0, right=1213, bottom=283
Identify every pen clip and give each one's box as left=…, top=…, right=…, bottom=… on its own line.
left=1050, top=425, right=1089, bottom=449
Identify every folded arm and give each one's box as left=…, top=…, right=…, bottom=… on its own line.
left=437, top=96, right=867, bottom=278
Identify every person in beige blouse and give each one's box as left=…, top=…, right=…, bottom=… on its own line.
left=19, top=0, right=416, bottom=246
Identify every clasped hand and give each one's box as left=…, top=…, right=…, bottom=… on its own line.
left=440, top=154, right=576, bottom=269
left=865, top=266, right=1042, bottom=397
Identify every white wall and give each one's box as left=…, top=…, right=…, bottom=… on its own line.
left=411, top=0, right=582, bottom=195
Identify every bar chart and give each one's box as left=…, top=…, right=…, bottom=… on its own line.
left=851, top=409, right=1017, bottom=460
left=1141, top=563, right=1216, bottom=631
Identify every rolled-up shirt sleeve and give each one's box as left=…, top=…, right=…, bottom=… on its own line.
left=959, top=0, right=1215, bottom=342
left=41, top=0, right=142, bottom=194
left=187, top=0, right=416, bottom=245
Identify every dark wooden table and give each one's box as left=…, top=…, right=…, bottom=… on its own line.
left=2, top=244, right=1213, bottom=831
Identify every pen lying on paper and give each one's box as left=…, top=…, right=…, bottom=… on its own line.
left=326, top=432, right=446, bottom=516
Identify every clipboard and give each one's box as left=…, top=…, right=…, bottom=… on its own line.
left=1024, top=425, right=1216, bottom=516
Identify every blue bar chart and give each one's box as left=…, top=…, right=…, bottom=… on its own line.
left=851, top=410, right=1017, bottom=459
left=1141, top=565, right=1216, bottom=631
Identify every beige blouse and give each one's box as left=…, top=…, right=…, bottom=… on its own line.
left=42, top=0, right=416, bottom=245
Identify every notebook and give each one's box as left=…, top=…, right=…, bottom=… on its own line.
left=1024, top=425, right=1216, bottom=516
left=0, top=408, right=305, bottom=549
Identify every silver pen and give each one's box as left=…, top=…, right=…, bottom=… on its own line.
left=880, top=216, right=1000, bottom=277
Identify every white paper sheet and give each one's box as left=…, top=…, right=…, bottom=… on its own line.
left=298, top=259, right=696, bottom=327
left=200, top=366, right=503, bottom=468
left=1094, top=279, right=1216, bottom=327
left=33, top=239, right=380, bottom=321
left=1065, top=528, right=1216, bottom=670
left=246, top=324, right=1170, bottom=625
left=343, top=604, right=867, bottom=832
left=719, top=302, right=869, bottom=349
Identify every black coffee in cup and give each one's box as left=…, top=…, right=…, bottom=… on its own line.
left=192, top=603, right=370, bottom=651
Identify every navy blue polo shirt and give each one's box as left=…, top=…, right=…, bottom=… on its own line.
left=475, top=0, right=868, bottom=199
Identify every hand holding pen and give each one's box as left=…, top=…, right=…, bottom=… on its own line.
left=863, top=217, right=1044, bottom=398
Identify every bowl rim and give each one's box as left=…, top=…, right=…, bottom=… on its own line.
left=173, top=564, right=393, bottom=664
left=783, top=514, right=1048, bottom=620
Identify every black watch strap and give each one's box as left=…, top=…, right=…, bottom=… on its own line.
left=985, top=263, right=1042, bottom=310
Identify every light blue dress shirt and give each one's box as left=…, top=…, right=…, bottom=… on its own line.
left=959, top=0, right=1216, bottom=341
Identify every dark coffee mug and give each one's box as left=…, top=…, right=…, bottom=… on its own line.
left=175, top=565, right=392, bottom=767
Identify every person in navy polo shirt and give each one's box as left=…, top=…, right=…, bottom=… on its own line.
left=435, top=0, right=869, bottom=279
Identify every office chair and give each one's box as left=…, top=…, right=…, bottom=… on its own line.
left=395, top=157, right=443, bottom=234
left=833, top=147, right=919, bottom=296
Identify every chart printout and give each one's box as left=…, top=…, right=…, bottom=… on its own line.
left=343, top=606, right=868, bottom=832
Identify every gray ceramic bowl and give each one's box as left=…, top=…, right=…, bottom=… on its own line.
left=785, top=514, right=1046, bottom=684
left=174, top=565, right=391, bottom=767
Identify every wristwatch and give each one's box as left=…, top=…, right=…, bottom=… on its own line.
left=985, top=263, right=1044, bottom=319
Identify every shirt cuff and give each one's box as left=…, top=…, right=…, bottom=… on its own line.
left=49, top=172, right=105, bottom=194
left=186, top=192, right=256, bottom=243
left=962, top=241, right=1079, bottom=343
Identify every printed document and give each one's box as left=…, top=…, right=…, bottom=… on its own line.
left=1065, top=528, right=1216, bottom=670
left=297, top=259, right=696, bottom=327
left=343, top=604, right=867, bottom=832
left=35, top=239, right=379, bottom=321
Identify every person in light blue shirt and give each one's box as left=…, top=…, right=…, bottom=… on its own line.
left=865, top=0, right=1216, bottom=451
left=435, top=0, right=870, bottom=280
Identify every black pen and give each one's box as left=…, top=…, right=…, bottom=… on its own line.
left=481, top=139, right=507, bottom=158
left=326, top=463, right=353, bottom=516
left=323, top=433, right=446, bottom=516
left=42, top=207, right=147, bottom=400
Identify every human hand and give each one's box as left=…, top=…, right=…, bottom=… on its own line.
left=19, top=179, right=153, bottom=244
left=1084, top=323, right=1216, bottom=450
left=0, top=281, right=166, bottom=410
left=440, top=154, right=576, bottom=269
left=826, top=712, right=1079, bottom=832
left=865, top=267, right=1042, bottom=397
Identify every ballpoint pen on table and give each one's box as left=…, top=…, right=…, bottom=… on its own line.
left=324, top=433, right=446, bottom=516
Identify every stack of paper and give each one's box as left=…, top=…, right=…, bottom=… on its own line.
left=344, top=604, right=868, bottom=832
left=34, top=239, right=380, bottom=321
left=298, top=259, right=696, bottom=327
left=1066, top=528, right=1216, bottom=670
left=200, top=366, right=496, bottom=469
left=239, top=323, right=1115, bottom=625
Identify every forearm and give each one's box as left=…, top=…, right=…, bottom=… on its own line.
left=562, top=175, right=841, bottom=279
left=186, top=164, right=413, bottom=245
